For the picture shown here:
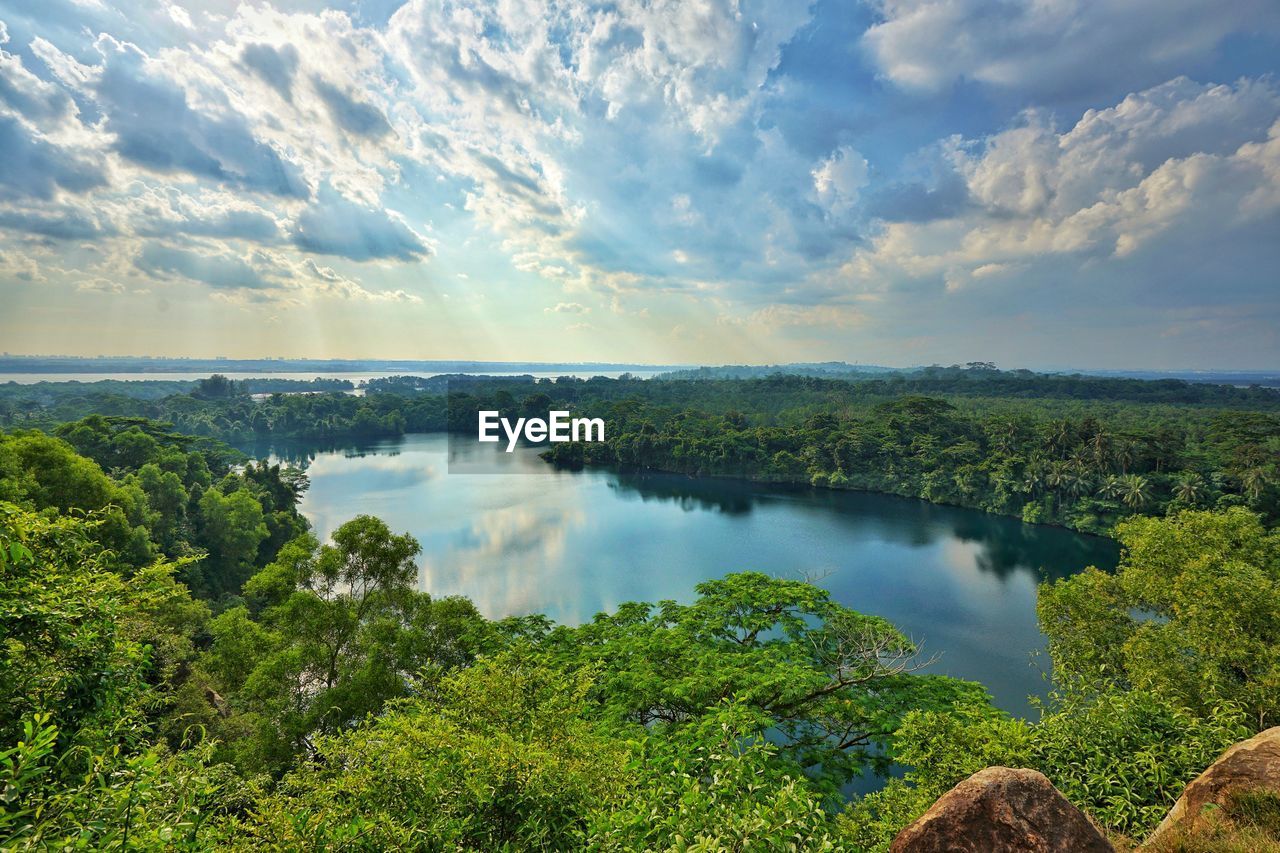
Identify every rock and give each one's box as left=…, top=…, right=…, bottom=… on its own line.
left=1147, top=726, right=1280, bottom=844
left=205, top=686, right=231, bottom=718
left=890, top=766, right=1113, bottom=853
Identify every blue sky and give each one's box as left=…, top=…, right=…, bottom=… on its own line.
left=0, top=0, right=1278, bottom=368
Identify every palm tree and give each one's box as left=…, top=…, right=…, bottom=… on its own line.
left=1113, top=438, right=1137, bottom=475
left=1045, top=420, right=1072, bottom=455
left=1098, top=474, right=1123, bottom=500
left=1022, top=465, right=1044, bottom=497
left=1174, top=471, right=1206, bottom=505
left=1241, top=467, right=1270, bottom=503
left=1119, top=474, right=1151, bottom=510
left=1045, top=461, right=1069, bottom=493
left=1066, top=463, right=1093, bottom=498
left=1090, top=429, right=1112, bottom=473
left=990, top=420, right=1019, bottom=455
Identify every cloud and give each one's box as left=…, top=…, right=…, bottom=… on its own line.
left=0, top=249, right=43, bottom=281
left=863, top=0, right=1280, bottom=99
left=83, top=36, right=309, bottom=197
left=0, top=116, right=107, bottom=200
left=239, top=43, right=299, bottom=103
left=1, top=32, right=77, bottom=127
left=290, top=186, right=430, bottom=261
left=135, top=243, right=270, bottom=290
left=130, top=189, right=281, bottom=241
left=843, top=77, right=1280, bottom=312
left=0, top=38, right=106, bottom=201
left=0, top=206, right=109, bottom=239
left=545, top=301, right=588, bottom=314
left=812, top=146, right=869, bottom=214
left=76, top=277, right=124, bottom=293
left=300, top=258, right=422, bottom=302
left=312, top=76, right=391, bottom=138
left=1, top=0, right=1278, bottom=366
left=380, top=0, right=819, bottom=295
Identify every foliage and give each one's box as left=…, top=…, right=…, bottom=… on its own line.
left=845, top=690, right=1250, bottom=850
left=1, top=417, right=307, bottom=598
left=0, top=502, right=232, bottom=850
left=219, top=654, right=632, bottom=851
left=199, top=518, right=494, bottom=775
left=1040, top=508, right=1280, bottom=729
left=0, top=503, right=151, bottom=749
left=6, top=370, right=1278, bottom=539
left=536, top=571, right=988, bottom=794
left=847, top=508, right=1279, bottom=848
left=4, top=376, right=1280, bottom=851
left=221, top=654, right=841, bottom=852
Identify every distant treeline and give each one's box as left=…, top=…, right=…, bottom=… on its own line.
left=4, top=368, right=1278, bottom=535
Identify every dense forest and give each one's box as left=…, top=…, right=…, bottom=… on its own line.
left=3, top=368, right=1278, bottom=536
left=2, top=370, right=1279, bottom=849
left=1, top=434, right=1276, bottom=848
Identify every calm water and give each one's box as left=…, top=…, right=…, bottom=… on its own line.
left=264, top=433, right=1118, bottom=719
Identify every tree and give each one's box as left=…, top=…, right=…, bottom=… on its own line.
left=205, top=517, right=492, bottom=774
left=537, top=571, right=986, bottom=793
left=0, top=431, right=155, bottom=567
left=843, top=690, right=1249, bottom=848
left=220, top=654, right=839, bottom=851
left=1039, top=508, right=1280, bottom=730
left=0, top=502, right=225, bottom=849
left=133, top=462, right=189, bottom=552
left=1174, top=471, right=1207, bottom=506
left=195, top=487, right=268, bottom=596
left=1118, top=473, right=1151, bottom=509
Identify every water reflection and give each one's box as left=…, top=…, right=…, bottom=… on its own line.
left=607, top=470, right=1117, bottom=584
left=260, top=433, right=1118, bottom=718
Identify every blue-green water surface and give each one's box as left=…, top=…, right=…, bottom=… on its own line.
left=261, top=432, right=1119, bottom=718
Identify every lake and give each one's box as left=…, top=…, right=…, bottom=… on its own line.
left=261, top=432, right=1119, bottom=720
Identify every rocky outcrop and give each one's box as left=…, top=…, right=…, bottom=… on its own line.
left=890, top=766, right=1113, bottom=853
left=1147, top=725, right=1280, bottom=844
left=205, top=686, right=231, bottom=718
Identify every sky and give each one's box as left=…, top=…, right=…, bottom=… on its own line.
left=0, top=0, right=1278, bottom=369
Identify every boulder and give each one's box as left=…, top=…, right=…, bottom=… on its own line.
left=890, top=766, right=1113, bottom=853
left=205, top=686, right=231, bottom=718
left=1147, top=725, right=1280, bottom=844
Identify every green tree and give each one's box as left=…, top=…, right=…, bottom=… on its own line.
left=195, top=487, right=268, bottom=596
left=1173, top=470, right=1207, bottom=506
left=221, top=653, right=840, bottom=852
left=0, top=502, right=227, bottom=849
left=537, top=571, right=987, bottom=793
left=205, top=517, right=491, bottom=774
left=0, top=431, right=154, bottom=566
left=1040, top=508, right=1280, bottom=730
left=1118, top=473, right=1152, bottom=509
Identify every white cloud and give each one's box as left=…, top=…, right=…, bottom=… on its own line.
left=863, top=0, right=1280, bottom=98
left=545, top=301, right=589, bottom=314
left=291, top=186, right=430, bottom=261
left=812, top=146, right=870, bottom=214
left=850, top=77, right=1280, bottom=300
